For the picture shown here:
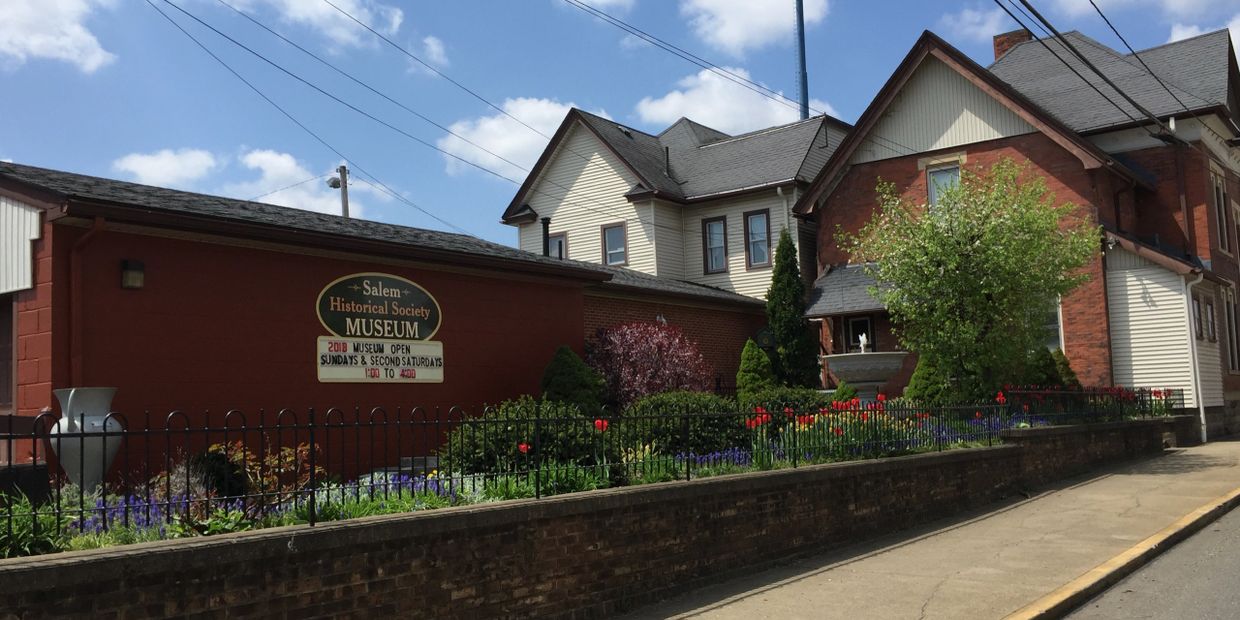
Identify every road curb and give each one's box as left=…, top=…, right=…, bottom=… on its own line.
left=1004, top=484, right=1240, bottom=620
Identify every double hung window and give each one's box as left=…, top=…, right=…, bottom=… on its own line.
left=602, top=223, right=627, bottom=266
left=744, top=210, right=771, bottom=269
left=702, top=217, right=727, bottom=274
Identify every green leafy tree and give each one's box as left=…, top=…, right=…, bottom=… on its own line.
left=766, top=228, right=820, bottom=387
left=736, top=338, right=776, bottom=400
left=540, top=346, right=605, bottom=414
left=842, top=159, right=1098, bottom=400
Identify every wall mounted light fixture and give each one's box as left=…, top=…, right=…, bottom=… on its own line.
left=120, top=260, right=145, bottom=289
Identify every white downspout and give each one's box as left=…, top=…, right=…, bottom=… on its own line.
left=1185, top=272, right=1208, bottom=443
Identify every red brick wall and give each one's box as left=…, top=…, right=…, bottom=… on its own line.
left=13, top=221, right=58, bottom=418
left=26, top=225, right=588, bottom=421
left=816, top=133, right=1115, bottom=387
left=583, top=294, right=766, bottom=386
left=0, top=420, right=1165, bottom=619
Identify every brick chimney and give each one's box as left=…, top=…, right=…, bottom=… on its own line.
left=993, top=28, right=1033, bottom=61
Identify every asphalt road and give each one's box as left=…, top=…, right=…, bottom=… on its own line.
left=1067, top=507, right=1240, bottom=620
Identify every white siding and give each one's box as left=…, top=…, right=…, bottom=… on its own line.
left=652, top=201, right=685, bottom=279
left=851, top=56, right=1036, bottom=164
left=1106, top=249, right=1199, bottom=405
left=0, top=196, right=41, bottom=294
left=682, top=189, right=796, bottom=299
left=1195, top=282, right=1226, bottom=408
left=516, top=123, right=656, bottom=274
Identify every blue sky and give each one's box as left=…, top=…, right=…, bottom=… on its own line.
left=3, top=0, right=1239, bottom=244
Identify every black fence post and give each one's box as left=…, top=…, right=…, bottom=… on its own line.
left=681, top=410, right=691, bottom=482
left=534, top=405, right=543, bottom=500
left=307, top=408, right=317, bottom=527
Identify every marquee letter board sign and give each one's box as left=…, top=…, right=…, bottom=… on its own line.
left=315, top=272, right=444, bottom=383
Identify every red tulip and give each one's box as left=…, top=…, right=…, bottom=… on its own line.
left=996, top=391, right=1007, bottom=405
left=877, top=393, right=887, bottom=402
left=594, top=418, right=609, bottom=432
left=518, top=442, right=530, bottom=454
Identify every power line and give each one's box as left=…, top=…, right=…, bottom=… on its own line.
left=172, top=1, right=690, bottom=237
left=1014, top=0, right=1180, bottom=141
left=163, top=0, right=531, bottom=186
left=143, top=0, right=474, bottom=235
left=213, top=0, right=532, bottom=176
left=247, top=173, right=328, bottom=201
left=1086, top=0, right=1201, bottom=113
left=558, top=0, right=922, bottom=158
left=992, top=0, right=1151, bottom=135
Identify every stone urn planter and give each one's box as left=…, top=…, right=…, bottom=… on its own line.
left=823, top=352, right=909, bottom=401
left=50, top=387, right=123, bottom=492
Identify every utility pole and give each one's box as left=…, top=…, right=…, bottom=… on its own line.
left=795, top=0, right=809, bottom=120
left=334, top=164, right=350, bottom=218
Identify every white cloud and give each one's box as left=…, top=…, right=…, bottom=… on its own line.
left=437, top=98, right=609, bottom=180
left=234, top=0, right=402, bottom=48
left=939, top=7, right=1011, bottom=44
left=1168, top=13, right=1240, bottom=62
left=113, top=148, right=218, bottom=187
left=421, top=36, right=447, bottom=66
left=220, top=149, right=386, bottom=217
left=636, top=67, right=836, bottom=135
left=680, top=0, right=828, bottom=56
left=1052, top=0, right=1238, bottom=18
left=0, top=0, right=115, bottom=73
left=407, top=35, right=448, bottom=74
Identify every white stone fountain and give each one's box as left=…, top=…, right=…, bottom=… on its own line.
left=49, top=387, right=123, bottom=492
left=824, top=334, right=908, bottom=401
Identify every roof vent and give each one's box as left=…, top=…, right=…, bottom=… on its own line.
left=616, top=125, right=632, bottom=138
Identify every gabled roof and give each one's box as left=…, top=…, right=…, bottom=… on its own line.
left=658, top=117, right=730, bottom=148
left=796, top=30, right=1150, bottom=217
left=990, top=29, right=1235, bottom=133
left=504, top=107, right=851, bottom=223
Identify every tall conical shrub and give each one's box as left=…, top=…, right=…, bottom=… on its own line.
left=766, top=228, right=820, bottom=387
left=736, top=338, right=776, bottom=400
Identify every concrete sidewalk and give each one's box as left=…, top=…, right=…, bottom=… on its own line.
left=622, top=439, right=1240, bottom=620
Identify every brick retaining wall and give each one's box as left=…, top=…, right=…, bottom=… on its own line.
left=0, top=420, right=1167, bottom=619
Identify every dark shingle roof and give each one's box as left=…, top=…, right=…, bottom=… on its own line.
left=805, top=264, right=885, bottom=317
left=0, top=161, right=595, bottom=273
left=990, top=30, right=1232, bottom=133
left=582, top=262, right=763, bottom=306
left=572, top=109, right=848, bottom=201
left=1, top=161, right=761, bottom=307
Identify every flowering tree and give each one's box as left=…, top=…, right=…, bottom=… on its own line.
left=842, top=159, right=1098, bottom=400
left=586, top=322, right=714, bottom=406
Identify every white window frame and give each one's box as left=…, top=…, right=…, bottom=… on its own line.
left=702, top=216, right=728, bottom=274
left=1213, top=170, right=1232, bottom=255
left=601, top=223, right=627, bottom=266
left=1225, top=287, right=1240, bottom=373
left=927, top=164, right=961, bottom=207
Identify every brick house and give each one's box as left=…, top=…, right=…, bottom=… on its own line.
left=501, top=108, right=850, bottom=300
left=0, top=161, right=761, bottom=426
left=796, top=29, right=1240, bottom=436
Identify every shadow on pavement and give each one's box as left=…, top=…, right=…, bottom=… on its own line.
left=620, top=447, right=1222, bottom=619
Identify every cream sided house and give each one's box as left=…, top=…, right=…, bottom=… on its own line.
left=796, top=28, right=1240, bottom=438
left=501, top=109, right=851, bottom=299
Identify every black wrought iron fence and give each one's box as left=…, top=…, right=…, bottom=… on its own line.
left=0, top=391, right=1184, bottom=558
left=1004, top=387, right=1186, bottom=424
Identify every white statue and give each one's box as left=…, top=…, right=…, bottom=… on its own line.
left=858, top=332, right=868, bottom=353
